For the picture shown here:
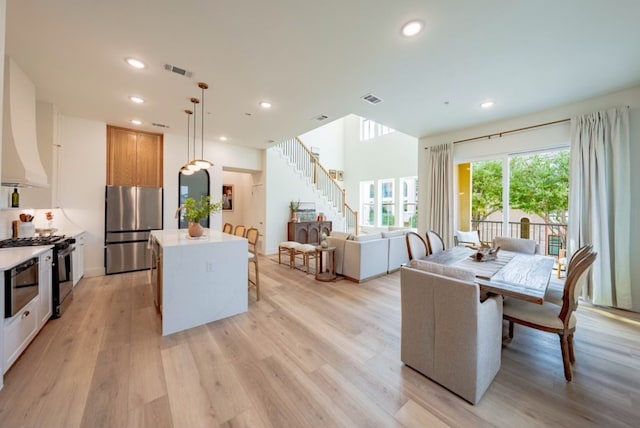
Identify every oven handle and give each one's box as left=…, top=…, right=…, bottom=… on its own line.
left=57, top=246, right=76, bottom=258
left=13, top=258, right=37, bottom=276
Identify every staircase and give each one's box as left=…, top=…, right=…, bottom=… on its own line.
left=276, top=137, right=359, bottom=234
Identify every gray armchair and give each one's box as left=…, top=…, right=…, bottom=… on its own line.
left=400, top=263, right=503, bottom=404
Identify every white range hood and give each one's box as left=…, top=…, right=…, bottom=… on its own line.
left=2, top=57, right=49, bottom=188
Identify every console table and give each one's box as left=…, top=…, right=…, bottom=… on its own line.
left=288, top=221, right=332, bottom=244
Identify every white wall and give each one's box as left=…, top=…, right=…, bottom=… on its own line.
left=419, top=85, right=640, bottom=312
left=299, top=117, right=345, bottom=173
left=57, top=116, right=106, bottom=277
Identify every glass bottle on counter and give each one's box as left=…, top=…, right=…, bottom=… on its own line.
left=11, top=187, right=19, bottom=208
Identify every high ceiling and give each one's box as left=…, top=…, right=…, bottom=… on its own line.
left=6, top=0, right=640, bottom=149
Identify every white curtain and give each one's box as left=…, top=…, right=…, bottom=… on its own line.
left=568, top=107, right=631, bottom=309
left=425, top=143, right=454, bottom=248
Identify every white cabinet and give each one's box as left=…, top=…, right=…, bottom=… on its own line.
left=72, top=232, right=85, bottom=287
left=38, top=249, right=53, bottom=327
left=3, top=296, right=38, bottom=373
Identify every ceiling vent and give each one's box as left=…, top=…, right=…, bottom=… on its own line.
left=164, top=63, right=193, bottom=78
left=314, top=114, right=328, bottom=121
left=361, top=93, right=383, bottom=105
left=152, top=122, right=170, bottom=129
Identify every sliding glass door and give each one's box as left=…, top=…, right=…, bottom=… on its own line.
left=459, top=149, right=569, bottom=255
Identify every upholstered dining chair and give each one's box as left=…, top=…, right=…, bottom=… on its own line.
left=503, top=248, right=597, bottom=381
left=406, top=231, right=429, bottom=260
left=425, top=230, right=445, bottom=254
left=454, top=230, right=481, bottom=247
left=234, top=225, right=246, bottom=237
left=493, top=236, right=537, bottom=254
left=222, top=222, right=233, bottom=234
left=246, top=227, right=260, bottom=301
left=545, top=244, right=593, bottom=305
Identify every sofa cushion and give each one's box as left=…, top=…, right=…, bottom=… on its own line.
left=349, top=232, right=382, bottom=242
left=382, top=230, right=406, bottom=238
left=329, top=231, right=352, bottom=240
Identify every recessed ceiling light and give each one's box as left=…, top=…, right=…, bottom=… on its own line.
left=480, top=101, right=495, bottom=109
left=125, top=58, right=146, bottom=69
left=402, top=20, right=424, bottom=37
left=259, top=101, right=272, bottom=109
left=130, top=119, right=142, bottom=125
left=129, top=96, right=145, bottom=104
left=219, top=136, right=228, bottom=141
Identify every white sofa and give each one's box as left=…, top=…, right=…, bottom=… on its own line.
left=326, top=229, right=410, bottom=282
left=400, top=262, right=503, bottom=404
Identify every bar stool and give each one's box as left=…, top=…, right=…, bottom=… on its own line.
left=278, top=241, right=300, bottom=268
left=294, top=244, right=317, bottom=274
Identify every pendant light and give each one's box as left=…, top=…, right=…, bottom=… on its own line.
left=192, top=82, right=213, bottom=169
left=180, top=109, right=194, bottom=175
left=187, top=97, right=201, bottom=172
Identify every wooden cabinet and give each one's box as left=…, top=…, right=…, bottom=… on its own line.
left=107, top=125, right=163, bottom=187
left=288, top=221, right=332, bottom=244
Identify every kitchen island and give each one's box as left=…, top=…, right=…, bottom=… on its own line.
left=149, top=229, right=248, bottom=336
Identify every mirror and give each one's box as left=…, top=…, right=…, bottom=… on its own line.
left=178, top=169, right=210, bottom=229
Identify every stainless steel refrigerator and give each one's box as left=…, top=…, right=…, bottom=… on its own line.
left=105, top=185, right=163, bottom=274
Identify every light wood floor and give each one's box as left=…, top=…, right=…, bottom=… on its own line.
left=0, top=256, right=639, bottom=427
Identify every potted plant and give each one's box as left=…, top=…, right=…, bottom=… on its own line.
left=289, top=199, right=300, bottom=222
left=179, top=195, right=224, bottom=237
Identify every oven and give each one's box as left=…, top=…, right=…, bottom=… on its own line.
left=52, top=238, right=75, bottom=318
left=4, top=257, right=39, bottom=318
left=0, top=235, right=76, bottom=319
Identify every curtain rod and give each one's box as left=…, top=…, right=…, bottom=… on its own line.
left=449, top=118, right=570, bottom=146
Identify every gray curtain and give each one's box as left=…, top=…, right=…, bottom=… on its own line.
left=568, top=107, right=631, bottom=309
left=425, top=143, right=454, bottom=248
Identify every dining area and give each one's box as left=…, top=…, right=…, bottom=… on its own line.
left=401, top=231, right=597, bottom=404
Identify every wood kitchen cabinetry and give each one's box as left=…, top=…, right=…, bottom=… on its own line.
left=288, top=221, right=332, bottom=244
left=107, top=125, right=164, bottom=187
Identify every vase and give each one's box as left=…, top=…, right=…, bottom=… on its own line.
left=321, top=240, right=328, bottom=248
left=188, top=222, right=204, bottom=238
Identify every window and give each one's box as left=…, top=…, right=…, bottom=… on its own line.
left=401, top=177, right=418, bottom=228
left=360, top=181, right=376, bottom=226
left=359, top=117, right=395, bottom=141
left=379, top=179, right=395, bottom=227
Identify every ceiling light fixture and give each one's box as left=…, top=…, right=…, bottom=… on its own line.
left=402, top=20, right=424, bottom=37
left=180, top=109, right=195, bottom=176
left=259, top=101, right=272, bottom=109
left=125, top=58, right=146, bottom=69
left=480, top=101, right=495, bottom=109
left=129, top=96, right=145, bottom=104
left=219, top=136, right=228, bottom=141
left=130, top=119, right=142, bottom=125
left=192, top=82, right=214, bottom=169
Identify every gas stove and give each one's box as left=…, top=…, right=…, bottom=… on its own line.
left=0, top=235, right=68, bottom=248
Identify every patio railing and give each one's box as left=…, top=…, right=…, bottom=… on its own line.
left=471, top=220, right=567, bottom=256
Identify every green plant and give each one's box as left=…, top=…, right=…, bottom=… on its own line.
left=182, top=196, right=224, bottom=223
left=289, top=199, right=300, bottom=212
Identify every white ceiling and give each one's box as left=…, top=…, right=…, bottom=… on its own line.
left=6, top=0, right=640, bottom=149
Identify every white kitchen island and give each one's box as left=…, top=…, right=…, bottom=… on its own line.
left=149, top=229, right=248, bottom=336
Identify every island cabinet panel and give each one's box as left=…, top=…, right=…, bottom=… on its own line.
left=288, top=221, right=332, bottom=244
left=107, top=125, right=164, bottom=188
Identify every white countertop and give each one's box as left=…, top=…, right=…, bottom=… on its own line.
left=0, top=246, right=53, bottom=270
left=150, top=229, right=245, bottom=248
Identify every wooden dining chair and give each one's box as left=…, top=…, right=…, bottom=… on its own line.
left=503, top=248, right=597, bottom=381
left=545, top=244, right=593, bottom=305
left=406, top=231, right=429, bottom=260
left=234, top=225, right=246, bottom=237
left=222, top=222, right=233, bottom=234
left=425, top=230, right=445, bottom=254
left=246, top=228, right=260, bottom=301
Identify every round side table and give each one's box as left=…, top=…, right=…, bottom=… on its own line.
left=315, top=246, right=336, bottom=282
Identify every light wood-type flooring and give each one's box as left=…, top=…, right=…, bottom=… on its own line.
left=0, top=256, right=638, bottom=427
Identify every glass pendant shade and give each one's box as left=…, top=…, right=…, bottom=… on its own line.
left=193, top=159, right=213, bottom=168
left=180, top=166, right=194, bottom=175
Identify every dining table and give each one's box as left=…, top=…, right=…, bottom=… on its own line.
left=421, top=246, right=556, bottom=304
